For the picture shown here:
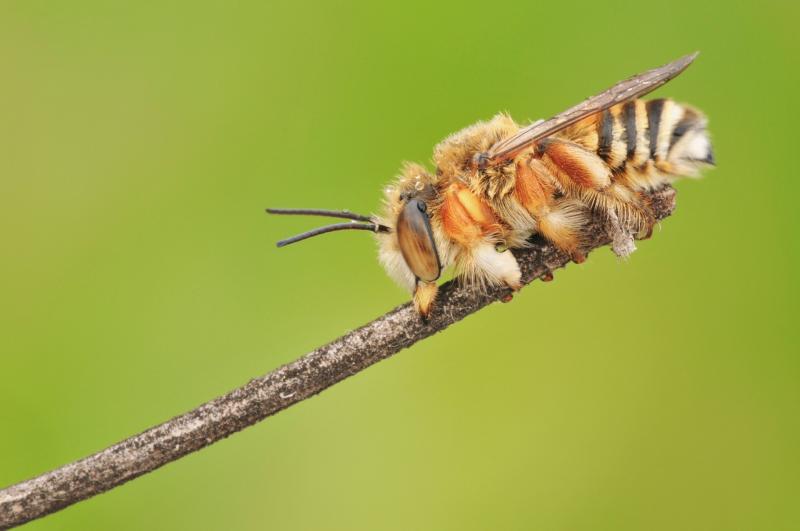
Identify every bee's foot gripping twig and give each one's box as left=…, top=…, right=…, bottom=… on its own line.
left=638, top=223, right=655, bottom=240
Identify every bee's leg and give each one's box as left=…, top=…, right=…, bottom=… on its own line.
left=439, top=183, right=522, bottom=292
left=586, top=187, right=653, bottom=258
left=449, top=240, right=522, bottom=293
left=515, top=157, right=588, bottom=262
left=537, top=139, right=652, bottom=247
left=632, top=189, right=658, bottom=240
left=535, top=201, right=587, bottom=263
left=413, top=280, right=438, bottom=319
left=606, top=185, right=656, bottom=241
left=473, top=240, right=522, bottom=290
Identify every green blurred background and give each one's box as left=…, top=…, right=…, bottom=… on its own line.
left=1, top=1, right=798, bottom=529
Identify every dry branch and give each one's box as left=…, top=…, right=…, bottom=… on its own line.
left=0, top=187, right=677, bottom=529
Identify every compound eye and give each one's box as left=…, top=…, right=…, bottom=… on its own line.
left=396, top=198, right=441, bottom=282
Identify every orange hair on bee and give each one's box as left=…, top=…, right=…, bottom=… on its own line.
left=439, top=183, right=500, bottom=246
left=539, top=140, right=612, bottom=191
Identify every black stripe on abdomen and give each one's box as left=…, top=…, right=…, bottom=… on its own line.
left=669, top=109, right=700, bottom=150
left=597, top=110, right=613, bottom=162
left=622, top=101, right=637, bottom=160
left=646, top=99, right=665, bottom=158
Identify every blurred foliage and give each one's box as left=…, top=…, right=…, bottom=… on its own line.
left=1, top=1, right=798, bottom=529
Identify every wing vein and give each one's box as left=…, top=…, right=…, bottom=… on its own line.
left=486, top=52, right=699, bottom=163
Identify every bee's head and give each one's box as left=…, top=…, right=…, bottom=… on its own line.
left=391, top=194, right=441, bottom=283
left=375, top=165, right=441, bottom=284
left=267, top=164, right=444, bottom=295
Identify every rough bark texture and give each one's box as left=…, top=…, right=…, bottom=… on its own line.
left=0, top=187, right=676, bottom=529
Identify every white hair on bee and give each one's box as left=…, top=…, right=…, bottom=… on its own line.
left=666, top=109, right=713, bottom=177
left=376, top=234, right=416, bottom=293
left=474, top=243, right=522, bottom=289
left=456, top=241, right=521, bottom=292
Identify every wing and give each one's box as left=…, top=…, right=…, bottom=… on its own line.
left=486, top=52, right=699, bottom=164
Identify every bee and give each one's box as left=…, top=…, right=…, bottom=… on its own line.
left=268, top=53, right=714, bottom=317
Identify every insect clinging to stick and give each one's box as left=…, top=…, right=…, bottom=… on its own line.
left=268, top=53, right=714, bottom=317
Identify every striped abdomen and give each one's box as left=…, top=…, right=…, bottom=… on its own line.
left=562, top=98, right=714, bottom=190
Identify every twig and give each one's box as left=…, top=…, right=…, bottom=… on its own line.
left=0, top=187, right=677, bottom=529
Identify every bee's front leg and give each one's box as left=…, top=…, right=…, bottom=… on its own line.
left=413, top=280, right=438, bottom=319
left=438, top=182, right=523, bottom=294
